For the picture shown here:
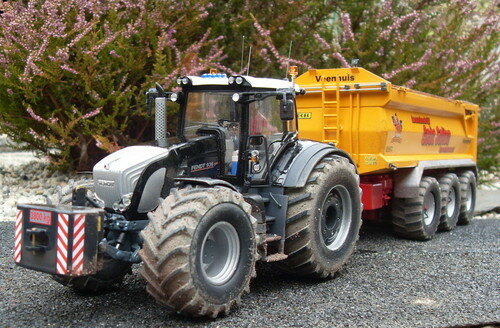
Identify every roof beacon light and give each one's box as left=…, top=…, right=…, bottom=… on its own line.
left=289, top=66, right=298, bottom=78
left=200, top=69, right=227, bottom=79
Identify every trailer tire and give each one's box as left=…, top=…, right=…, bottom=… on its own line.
left=140, top=185, right=257, bottom=318
left=391, top=176, right=441, bottom=240
left=438, top=173, right=461, bottom=231
left=279, top=156, right=362, bottom=278
left=458, top=171, right=476, bottom=225
left=51, top=180, right=131, bottom=293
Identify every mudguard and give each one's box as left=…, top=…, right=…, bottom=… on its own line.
left=174, top=177, right=238, bottom=192
left=275, top=140, right=355, bottom=188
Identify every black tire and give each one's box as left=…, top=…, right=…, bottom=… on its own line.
left=140, top=185, right=257, bottom=318
left=279, top=156, right=362, bottom=278
left=438, top=173, right=461, bottom=231
left=458, top=170, right=476, bottom=225
left=391, top=176, right=441, bottom=240
left=51, top=180, right=131, bottom=293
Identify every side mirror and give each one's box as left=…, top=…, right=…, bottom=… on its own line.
left=249, top=135, right=264, bottom=146
left=280, top=99, right=295, bottom=121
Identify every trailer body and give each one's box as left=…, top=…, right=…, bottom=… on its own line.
left=295, top=67, right=479, bottom=214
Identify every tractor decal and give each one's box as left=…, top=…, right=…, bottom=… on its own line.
left=71, top=214, right=86, bottom=275
left=56, top=214, right=69, bottom=275
left=14, top=210, right=23, bottom=263
left=391, top=113, right=403, bottom=143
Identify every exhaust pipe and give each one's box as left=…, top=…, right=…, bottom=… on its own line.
left=155, top=97, right=168, bottom=147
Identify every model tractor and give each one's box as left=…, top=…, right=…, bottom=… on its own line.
left=15, top=71, right=362, bottom=317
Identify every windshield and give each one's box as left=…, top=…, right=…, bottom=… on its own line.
left=249, top=96, right=297, bottom=139
left=183, top=91, right=239, bottom=139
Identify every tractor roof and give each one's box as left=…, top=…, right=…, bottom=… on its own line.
left=185, top=74, right=300, bottom=92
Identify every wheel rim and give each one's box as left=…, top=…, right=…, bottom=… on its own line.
left=320, top=185, right=352, bottom=251
left=200, top=221, right=240, bottom=285
left=446, top=187, right=457, bottom=217
left=466, top=183, right=473, bottom=211
left=423, top=191, right=436, bottom=225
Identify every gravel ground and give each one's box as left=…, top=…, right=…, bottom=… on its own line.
left=0, top=161, right=87, bottom=219
left=1, top=141, right=499, bottom=327
left=1, top=217, right=499, bottom=327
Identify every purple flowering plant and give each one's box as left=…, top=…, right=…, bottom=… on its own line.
left=0, top=0, right=498, bottom=175
left=0, top=0, right=227, bottom=170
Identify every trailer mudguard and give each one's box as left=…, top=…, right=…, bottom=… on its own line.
left=393, top=158, right=477, bottom=198
left=276, top=140, right=355, bottom=188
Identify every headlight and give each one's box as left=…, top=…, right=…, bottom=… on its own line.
left=176, top=78, right=182, bottom=85
left=235, top=76, right=244, bottom=84
left=181, top=77, right=190, bottom=85
left=232, top=93, right=241, bottom=102
left=169, top=93, right=178, bottom=102
left=112, top=193, right=132, bottom=212
left=121, top=193, right=133, bottom=207
left=228, top=76, right=235, bottom=84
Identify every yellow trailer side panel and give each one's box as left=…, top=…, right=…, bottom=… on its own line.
left=295, top=68, right=479, bottom=175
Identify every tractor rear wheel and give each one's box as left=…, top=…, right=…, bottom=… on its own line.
left=391, top=176, right=441, bottom=240
left=438, top=173, right=461, bottom=231
left=140, top=185, right=257, bottom=318
left=458, top=170, right=476, bottom=225
left=279, top=156, right=362, bottom=278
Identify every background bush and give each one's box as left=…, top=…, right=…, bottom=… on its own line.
left=0, top=0, right=227, bottom=170
left=0, top=0, right=498, bottom=175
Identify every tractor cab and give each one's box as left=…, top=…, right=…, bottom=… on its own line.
left=148, top=72, right=301, bottom=187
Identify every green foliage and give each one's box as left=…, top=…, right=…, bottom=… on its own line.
left=204, top=0, right=498, bottom=175
left=0, top=0, right=223, bottom=170
left=0, top=0, right=498, bottom=175
left=477, top=105, right=500, bottom=179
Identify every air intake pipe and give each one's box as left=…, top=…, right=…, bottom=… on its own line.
left=146, top=83, right=168, bottom=148
left=155, top=96, right=167, bottom=147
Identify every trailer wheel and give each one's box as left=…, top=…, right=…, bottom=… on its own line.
left=140, top=185, right=257, bottom=318
left=391, top=176, right=441, bottom=240
left=279, top=156, right=362, bottom=278
left=51, top=180, right=131, bottom=293
left=438, top=173, right=461, bottom=231
left=458, top=171, right=476, bottom=225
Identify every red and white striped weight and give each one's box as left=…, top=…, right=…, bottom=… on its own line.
left=71, top=214, right=86, bottom=274
left=14, top=210, right=23, bottom=263
left=56, top=213, right=69, bottom=275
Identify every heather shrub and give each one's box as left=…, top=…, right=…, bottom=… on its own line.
left=0, top=0, right=227, bottom=170
left=208, top=0, right=498, bottom=105
left=0, top=0, right=498, bottom=175
left=205, top=0, right=498, bottom=175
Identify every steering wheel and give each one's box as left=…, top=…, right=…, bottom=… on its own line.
left=217, top=119, right=239, bottom=129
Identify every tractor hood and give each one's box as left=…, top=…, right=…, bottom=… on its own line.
left=93, top=146, right=170, bottom=212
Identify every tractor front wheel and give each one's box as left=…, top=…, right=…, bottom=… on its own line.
left=140, top=185, right=257, bottom=318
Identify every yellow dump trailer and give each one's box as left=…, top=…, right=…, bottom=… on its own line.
left=296, top=67, right=479, bottom=239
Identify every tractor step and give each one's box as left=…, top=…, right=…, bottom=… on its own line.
left=265, top=215, right=276, bottom=223
left=265, top=234, right=282, bottom=243
left=265, top=253, right=288, bottom=262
